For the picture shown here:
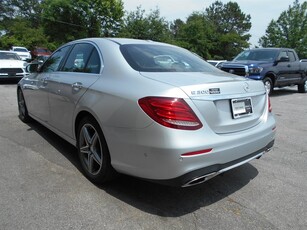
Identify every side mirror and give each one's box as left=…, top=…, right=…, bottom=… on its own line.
left=278, top=56, right=289, bottom=62
left=26, top=63, right=39, bottom=73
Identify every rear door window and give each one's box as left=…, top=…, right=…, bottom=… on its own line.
left=278, top=51, right=288, bottom=61
left=62, top=43, right=101, bottom=73
left=86, top=48, right=101, bottom=73
left=287, top=51, right=296, bottom=62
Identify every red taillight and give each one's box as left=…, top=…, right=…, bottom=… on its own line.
left=181, top=148, right=213, bottom=157
left=268, top=97, right=272, bottom=112
left=138, top=97, right=203, bottom=130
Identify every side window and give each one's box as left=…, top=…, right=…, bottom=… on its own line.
left=278, top=51, right=288, bottom=61
left=41, top=46, right=70, bottom=73
left=86, top=48, right=101, bottom=74
left=62, top=43, right=98, bottom=73
left=288, top=51, right=296, bottom=62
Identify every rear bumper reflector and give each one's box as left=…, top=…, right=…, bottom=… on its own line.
left=181, top=148, right=213, bottom=157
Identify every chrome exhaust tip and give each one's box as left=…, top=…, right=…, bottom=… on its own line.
left=182, top=151, right=266, bottom=187
left=182, top=172, right=218, bottom=187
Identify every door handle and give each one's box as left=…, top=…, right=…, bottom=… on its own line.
left=41, top=77, right=49, bottom=86
left=41, top=77, right=48, bottom=82
left=72, top=82, right=83, bottom=91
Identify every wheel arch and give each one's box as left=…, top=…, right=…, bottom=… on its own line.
left=74, top=110, right=117, bottom=183
left=74, top=111, right=100, bottom=141
left=264, top=72, right=276, bottom=86
left=17, top=85, right=24, bottom=98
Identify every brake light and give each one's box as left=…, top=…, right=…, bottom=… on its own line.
left=138, top=97, right=203, bottom=130
left=268, top=97, right=272, bottom=112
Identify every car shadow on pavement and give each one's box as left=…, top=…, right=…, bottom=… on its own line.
left=270, top=87, right=299, bottom=97
left=26, top=116, right=260, bottom=218
left=0, top=79, right=21, bottom=85
left=25, top=121, right=81, bottom=171
left=102, top=164, right=259, bottom=217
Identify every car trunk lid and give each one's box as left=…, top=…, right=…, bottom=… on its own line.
left=140, top=71, right=267, bottom=134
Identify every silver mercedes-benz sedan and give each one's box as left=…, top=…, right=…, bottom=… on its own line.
left=17, top=38, right=276, bottom=187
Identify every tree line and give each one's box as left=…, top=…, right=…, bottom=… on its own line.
left=0, top=0, right=306, bottom=60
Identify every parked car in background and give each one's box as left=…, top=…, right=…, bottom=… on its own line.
left=10, top=46, right=32, bottom=62
left=220, top=48, right=307, bottom=94
left=18, top=38, right=276, bottom=187
left=0, top=50, right=28, bottom=81
left=31, top=55, right=49, bottom=65
left=207, top=60, right=227, bottom=68
left=31, top=47, right=52, bottom=59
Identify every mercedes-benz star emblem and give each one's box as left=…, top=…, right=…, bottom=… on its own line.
left=243, top=82, right=250, bottom=92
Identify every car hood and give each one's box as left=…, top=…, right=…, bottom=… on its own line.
left=140, top=71, right=265, bottom=97
left=0, top=60, right=26, bottom=68
left=225, top=60, right=274, bottom=66
left=35, top=53, right=51, bottom=56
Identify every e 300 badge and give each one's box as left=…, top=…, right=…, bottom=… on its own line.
left=191, top=88, right=221, bottom=95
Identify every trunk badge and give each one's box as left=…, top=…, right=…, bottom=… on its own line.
left=209, top=88, right=220, bottom=94
left=191, top=88, right=221, bottom=95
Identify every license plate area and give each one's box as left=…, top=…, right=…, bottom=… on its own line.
left=231, top=97, right=253, bottom=119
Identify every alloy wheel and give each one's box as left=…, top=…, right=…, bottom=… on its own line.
left=79, top=124, right=103, bottom=176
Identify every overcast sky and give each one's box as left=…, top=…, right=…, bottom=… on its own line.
left=122, top=0, right=294, bottom=47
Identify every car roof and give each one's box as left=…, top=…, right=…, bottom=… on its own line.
left=249, top=48, right=292, bottom=51
left=69, top=37, right=170, bottom=46
left=207, top=60, right=227, bottom=62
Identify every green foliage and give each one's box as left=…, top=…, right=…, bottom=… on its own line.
left=41, top=0, right=88, bottom=46
left=0, top=18, right=49, bottom=50
left=0, top=0, right=124, bottom=49
left=259, top=0, right=307, bottom=58
left=41, top=0, right=124, bottom=46
left=170, top=13, right=213, bottom=59
left=2, top=0, right=303, bottom=61
left=206, top=1, right=251, bottom=34
left=0, top=0, right=252, bottom=60
left=205, top=1, right=251, bottom=60
left=119, top=6, right=171, bottom=42
left=168, top=1, right=251, bottom=60
left=0, top=0, right=43, bottom=26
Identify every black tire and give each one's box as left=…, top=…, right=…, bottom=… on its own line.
left=298, top=80, right=306, bottom=93
left=17, top=88, right=32, bottom=123
left=77, top=116, right=116, bottom=184
left=263, top=77, right=273, bottom=95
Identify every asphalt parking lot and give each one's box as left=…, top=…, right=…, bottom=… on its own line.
left=0, top=82, right=306, bottom=230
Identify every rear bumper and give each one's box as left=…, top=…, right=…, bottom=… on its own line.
left=107, top=112, right=276, bottom=185
left=148, top=140, right=274, bottom=187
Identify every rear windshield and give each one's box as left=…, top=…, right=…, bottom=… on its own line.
left=120, top=44, right=218, bottom=72
left=13, top=48, right=28, bottom=52
left=0, top=52, right=20, bottom=60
